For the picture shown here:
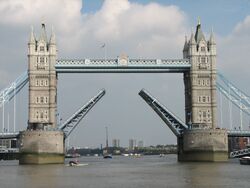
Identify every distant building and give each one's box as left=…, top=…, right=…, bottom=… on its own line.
left=228, top=137, right=249, bottom=151
left=138, top=140, right=144, bottom=148
left=112, top=139, right=120, bottom=148
left=129, top=139, right=136, bottom=150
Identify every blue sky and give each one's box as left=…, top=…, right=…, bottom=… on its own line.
left=83, top=0, right=250, bottom=35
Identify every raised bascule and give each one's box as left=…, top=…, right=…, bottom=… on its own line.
left=3, top=20, right=250, bottom=164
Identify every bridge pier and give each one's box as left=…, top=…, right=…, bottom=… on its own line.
left=19, top=130, right=64, bottom=164
left=178, top=129, right=228, bottom=162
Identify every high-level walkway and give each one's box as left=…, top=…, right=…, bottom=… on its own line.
left=55, top=58, right=190, bottom=73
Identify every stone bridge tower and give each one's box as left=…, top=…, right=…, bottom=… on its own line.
left=19, top=23, right=64, bottom=164
left=27, top=23, right=57, bottom=130
left=183, top=20, right=217, bottom=129
left=180, top=20, right=228, bottom=161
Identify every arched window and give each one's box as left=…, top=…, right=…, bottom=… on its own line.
left=202, top=96, right=206, bottom=102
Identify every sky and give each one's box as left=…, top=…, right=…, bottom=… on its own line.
left=0, top=0, right=250, bottom=148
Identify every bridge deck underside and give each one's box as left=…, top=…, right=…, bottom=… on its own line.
left=55, top=59, right=191, bottom=73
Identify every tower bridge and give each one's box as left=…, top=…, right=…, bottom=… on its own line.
left=0, top=20, right=250, bottom=164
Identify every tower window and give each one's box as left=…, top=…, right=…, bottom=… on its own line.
left=40, top=46, right=44, bottom=52
left=40, top=97, right=44, bottom=103
left=201, top=57, right=206, bottom=63
left=201, top=47, right=206, bottom=52
left=40, top=57, right=44, bottom=63
left=203, top=111, right=206, bottom=118
left=202, top=96, right=206, bottom=102
left=207, top=96, right=210, bottom=102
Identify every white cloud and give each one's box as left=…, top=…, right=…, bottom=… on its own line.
left=0, top=0, right=188, bottom=58
left=217, top=15, right=250, bottom=89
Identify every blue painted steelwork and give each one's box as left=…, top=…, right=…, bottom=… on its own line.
left=0, top=132, right=19, bottom=139
left=139, top=89, right=188, bottom=137
left=230, top=148, right=250, bottom=158
left=218, top=72, right=250, bottom=106
left=216, top=83, right=250, bottom=116
left=55, top=58, right=191, bottom=73
left=217, top=72, right=250, bottom=116
left=227, top=130, right=250, bottom=137
left=0, top=72, right=28, bottom=108
left=59, top=89, right=105, bottom=138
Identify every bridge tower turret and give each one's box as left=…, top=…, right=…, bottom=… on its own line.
left=27, top=23, right=57, bottom=130
left=183, top=20, right=217, bottom=129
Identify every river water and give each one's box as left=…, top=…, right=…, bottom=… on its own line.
left=0, top=155, right=249, bottom=188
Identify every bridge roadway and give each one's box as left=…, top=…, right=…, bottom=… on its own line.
left=1, top=130, right=249, bottom=139
left=55, top=58, right=191, bottom=73
left=0, top=132, right=19, bottom=139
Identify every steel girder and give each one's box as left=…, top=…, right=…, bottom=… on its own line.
left=218, top=72, right=250, bottom=106
left=139, top=89, right=188, bottom=137
left=216, top=83, right=250, bottom=116
left=55, top=59, right=191, bottom=73
left=230, top=148, right=250, bottom=158
left=0, top=132, right=19, bottom=139
left=227, top=130, right=250, bottom=137
left=59, top=89, right=105, bottom=138
left=0, top=72, right=28, bottom=108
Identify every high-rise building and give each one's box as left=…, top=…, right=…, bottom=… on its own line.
left=112, top=139, right=120, bottom=148
left=138, top=140, right=144, bottom=148
left=129, top=139, right=136, bottom=150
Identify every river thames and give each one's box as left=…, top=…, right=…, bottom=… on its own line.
left=0, top=155, right=249, bottom=188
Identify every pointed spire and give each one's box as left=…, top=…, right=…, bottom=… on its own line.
left=49, top=26, right=56, bottom=45
left=183, top=35, right=188, bottom=51
left=190, top=28, right=196, bottom=45
left=198, top=16, right=201, bottom=26
left=29, top=26, right=36, bottom=44
left=209, top=27, right=216, bottom=45
left=194, top=17, right=205, bottom=42
left=39, top=22, right=48, bottom=42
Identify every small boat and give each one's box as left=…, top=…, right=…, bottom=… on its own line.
left=69, top=160, right=79, bottom=166
left=239, top=156, right=250, bottom=165
left=103, top=154, right=112, bottom=159
left=67, top=161, right=88, bottom=167
left=103, top=126, right=112, bottom=159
